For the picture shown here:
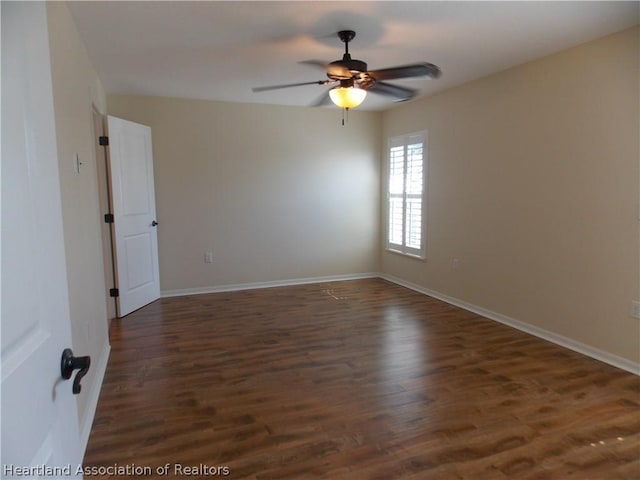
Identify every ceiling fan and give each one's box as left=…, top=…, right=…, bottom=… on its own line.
left=252, top=30, right=441, bottom=110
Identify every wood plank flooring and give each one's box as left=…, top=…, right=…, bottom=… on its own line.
left=84, top=278, right=639, bottom=479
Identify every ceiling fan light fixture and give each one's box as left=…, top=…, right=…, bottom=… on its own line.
left=329, top=85, right=367, bottom=109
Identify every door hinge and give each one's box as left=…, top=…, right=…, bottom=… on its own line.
left=104, top=213, right=114, bottom=224
left=98, top=136, right=109, bottom=146
left=109, top=288, right=119, bottom=298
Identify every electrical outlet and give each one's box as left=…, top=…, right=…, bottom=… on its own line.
left=204, top=252, right=213, bottom=264
left=631, top=301, right=640, bottom=319
left=452, top=257, right=460, bottom=270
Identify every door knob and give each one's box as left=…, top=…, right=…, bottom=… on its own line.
left=61, top=348, right=91, bottom=395
left=151, top=220, right=158, bottom=227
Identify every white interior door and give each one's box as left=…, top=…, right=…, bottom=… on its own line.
left=107, top=116, right=160, bottom=317
left=2, top=1, right=83, bottom=472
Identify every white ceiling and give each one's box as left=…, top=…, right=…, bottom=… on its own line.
left=67, top=1, right=639, bottom=111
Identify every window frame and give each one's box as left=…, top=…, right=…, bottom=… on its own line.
left=385, top=131, right=427, bottom=259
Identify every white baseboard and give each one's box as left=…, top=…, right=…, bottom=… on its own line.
left=161, top=272, right=379, bottom=298
left=79, top=341, right=111, bottom=453
left=380, top=273, right=640, bottom=376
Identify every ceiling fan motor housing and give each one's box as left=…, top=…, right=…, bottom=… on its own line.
left=328, top=57, right=368, bottom=79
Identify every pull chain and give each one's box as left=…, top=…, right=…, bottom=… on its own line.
left=341, top=107, right=350, bottom=126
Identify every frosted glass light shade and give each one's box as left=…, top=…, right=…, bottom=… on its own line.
left=329, top=86, right=367, bottom=109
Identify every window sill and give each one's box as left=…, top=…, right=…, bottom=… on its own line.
left=385, top=248, right=426, bottom=261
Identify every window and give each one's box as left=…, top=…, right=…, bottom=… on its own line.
left=386, top=131, right=427, bottom=258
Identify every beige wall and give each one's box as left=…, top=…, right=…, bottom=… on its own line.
left=47, top=2, right=110, bottom=433
left=107, top=96, right=382, bottom=292
left=381, top=27, right=640, bottom=363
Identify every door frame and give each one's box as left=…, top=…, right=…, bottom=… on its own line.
left=93, top=107, right=118, bottom=321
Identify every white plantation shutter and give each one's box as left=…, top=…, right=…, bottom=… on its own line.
left=386, top=132, right=426, bottom=257
left=388, top=145, right=405, bottom=246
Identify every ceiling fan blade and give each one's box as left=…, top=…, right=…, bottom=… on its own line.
left=368, top=63, right=441, bottom=81
left=310, top=90, right=333, bottom=107
left=299, top=60, right=329, bottom=69
left=252, top=80, right=328, bottom=93
left=366, top=82, right=417, bottom=102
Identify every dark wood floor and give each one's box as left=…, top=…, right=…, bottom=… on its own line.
left=84, top=278, right=639, bottom=479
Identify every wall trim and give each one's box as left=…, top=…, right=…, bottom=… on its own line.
left=379, top=273, right=640, bottom=376
left=161, top=272, right=379, bottom=298
left=79, top=341, right=111, bottom=454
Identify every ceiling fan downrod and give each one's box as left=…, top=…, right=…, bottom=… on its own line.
left=337, top=30, right=356, bottom=57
